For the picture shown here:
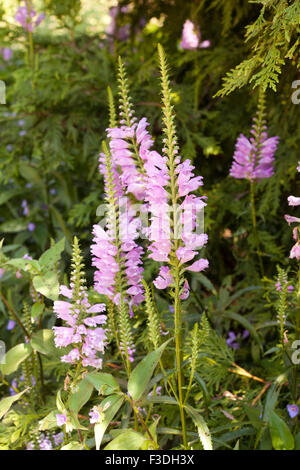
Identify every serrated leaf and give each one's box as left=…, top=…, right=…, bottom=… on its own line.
left=184, top=404, right=213, bottom=450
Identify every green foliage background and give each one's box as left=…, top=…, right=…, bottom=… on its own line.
left=0, top=0, right=300, bottom=451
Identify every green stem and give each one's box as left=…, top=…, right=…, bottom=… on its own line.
left=250, top=180, right=264, bottom=277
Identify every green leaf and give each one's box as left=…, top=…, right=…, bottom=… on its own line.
left=19, top=163, right=44, bottom=187
left=294, top=432, right=300, bottom=450
left=0, top=220, right=28, bottom=233
left=33, top=271, right=59, bottom=300
left=1, top=343, right=32, bottom=375
left=85, top=372, right=120, bottom=396
left=269, top=411, right=294, bottom=450
left=194, top=373, right=211, bottom=406
left=94, top=394, right=124, bottom=450
left=104, top=430, right=147, bottom=450
left=31, top=302, right=44, bottom=322
left=146, top=395, right=177, bottom=406
left=38, top=410, right=58, bottom=431
left=128, top=339, right=172, bottom=402
left=69, top=378, right=94, bottom=414
left=184, top=404, right=213, bottom=450
left=61, top=441, right=83, bottom=450
left=0, top=388, right=29, bottom=419
left=30, top=329, right=57, bottom=356
left=6, top=258, right=40, bottom=272
left=39, top=238, right=65, bottom=269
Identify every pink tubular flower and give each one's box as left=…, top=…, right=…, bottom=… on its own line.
left=61, top=348, right=80, bottom=364
left=285, top=214, right=300, bottom=226
left=187, top=258, right=209, bottom=272
left=288, top=196, right=300, bottom=206
left=289, top=244, right=300, bottom=260
left=15, top=2, right=45, bottom=32
left=179, top=20, right=210, bottom=50
left=153, top=266, right=173, bottom=290
left=180, top=280, right=190, bottom=300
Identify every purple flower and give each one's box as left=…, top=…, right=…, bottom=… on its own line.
left=287, top=404, right=299, bottom=419
left=15, top=2, right=45, bottom=32
left=0, top=268, right=5, bottom=278
left=22, top=199, right=29, bottom=216
left=28, top=222, right=35, bottom=232
left=6, top=319, right=16, bottom=331
left=2, top=48, right=12, bottom=61
left=89, top=407, right=101, bottom=424
left=226, top=331, right=240, bottom=349
left=226, top=330, right=249, bottom=349
left=56, top=414, right=67, bottom=427
left=53, top=432, right=64, bottom=447
left=38, top=434, right=52, bottom=450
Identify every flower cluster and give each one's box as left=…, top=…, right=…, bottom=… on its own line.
left=26, top=432, right=64, bottom=450
left=15, top=1, right=45, bottom=32
left=91, top=150, right=144, bottom=306
left=180, top=20, right=210, bottom=50
left=230, top=116, right=279, bottom=181
left=285, top=162, right=300, bottom=260
left=53, top=239, right=107, bottom=369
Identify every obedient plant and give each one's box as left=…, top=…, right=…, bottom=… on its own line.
left=53, top=237, right=107, bottom=369
left=230, top=90, right=279, bottom=275
left=93, top=46, right=209, bottom=449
